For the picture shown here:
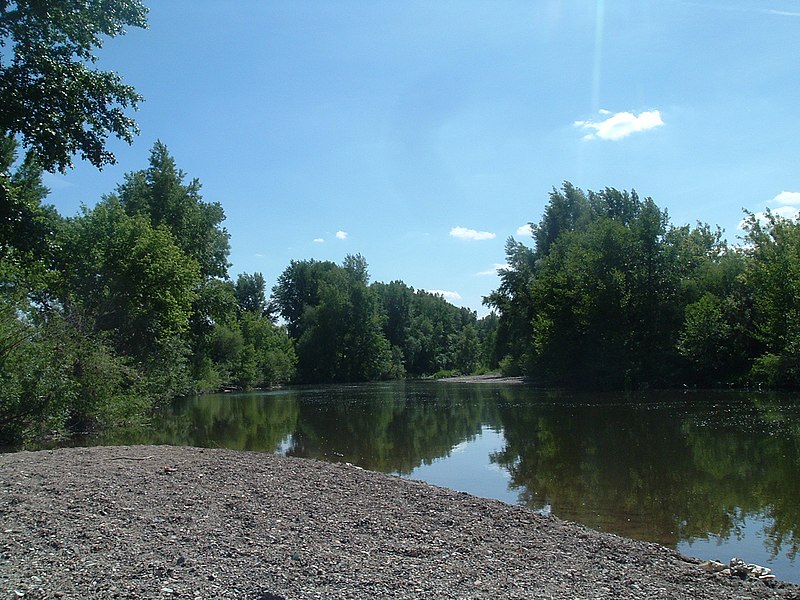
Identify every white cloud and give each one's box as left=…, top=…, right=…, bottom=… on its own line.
left=516, top=224, right=533, bottom=237
left=450, top=226, right=496, bottom=241
left=427, top=289, right=462, bottom=302
left=313, top=238, right=325, bottom=243
left=772, top=191, right=800, bottom=206
left=477, top=263, right=510, bottom=276
left=335, top=230, right=348, bottom=240
left=738, top=190, right=800, bottom=230
left=575, top=109, right=664, bottom=141
left=772, top=205, right=800, bottom=219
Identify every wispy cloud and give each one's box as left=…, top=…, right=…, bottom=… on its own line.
left=427, top=289, right=462, bottom=301
left=680, top=2, right=800, bottom=18
left=767, top=9, right=800, bottom=17
left=450, top=226, right=496, bottom=241
left=335, top=230, right=348, bottom=240
left=477, top=263, right=510, bottom=276
left=42, top=172, right=75, bottom=190
left=575, top=109, right=664, bottom=141
left=516, top=224, right=533, bottom=237
left=313, top=238, right=325, bottom=243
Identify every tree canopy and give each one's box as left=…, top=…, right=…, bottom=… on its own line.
left=486, top=182, right=800, bottom=389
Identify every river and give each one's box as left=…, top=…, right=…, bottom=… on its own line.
left=57, top=380, right=800, bottom=583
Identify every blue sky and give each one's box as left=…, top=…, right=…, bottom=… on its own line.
left=43, top=0, right=800, bottom=316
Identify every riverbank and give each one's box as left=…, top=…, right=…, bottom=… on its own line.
left=1, top=446, right=796, bottom=599
left=437, top=373, right=531, bottom=385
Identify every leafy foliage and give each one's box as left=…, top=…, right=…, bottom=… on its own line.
left=740, top=210, right=800, bottom=386
left=0, top=0, right=147, bottom=172
left=486, top=182, right=800, bottom=389
left=274, top=256, right=391, bottom=382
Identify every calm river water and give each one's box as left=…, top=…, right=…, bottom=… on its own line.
left=73, top=381, right=800, bottom=583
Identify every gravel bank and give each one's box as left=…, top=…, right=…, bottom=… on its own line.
left=1, top=446, right=797, bottom=599
left=437, top=374, right=530, bottom=385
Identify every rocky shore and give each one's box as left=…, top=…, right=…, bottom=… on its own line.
left=1, top=446, right=797, bottom=599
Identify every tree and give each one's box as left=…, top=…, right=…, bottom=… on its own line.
left=235, top=272, right=268, bottom=316
left=111, top=141, right=234, bottom=384
left=0, top=0, right=147, bottom=173
left=741, top=210, right=800, bottom=386
left=273, top=256, right=390, bottom=382
left=115, top=141, right=230, bottom=280
left=57, top=197, right=201, bottom=369
left=532, top=182, right=591, bottom=259
left=238, top=312, right=296, bottom=387
left=484, top=238, right=537, bottom=374
left=454, top=323, right=480, bottom=374
left=272, top=259, right=337, bottom=339
left=488, top=183, right=731, bottom=388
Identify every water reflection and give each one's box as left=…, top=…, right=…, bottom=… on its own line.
left=488, top=388, right=800, bottom=582
left=284, top=382, right=499, bottom=473
left=64, top=382, right=800, bottom=583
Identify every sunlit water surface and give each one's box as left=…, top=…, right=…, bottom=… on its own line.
left=30, top=381, right=800, bottom=583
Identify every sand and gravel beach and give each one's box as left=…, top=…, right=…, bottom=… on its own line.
left=1, top=445, right=797, bottom=599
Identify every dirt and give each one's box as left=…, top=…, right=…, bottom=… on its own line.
left=1, top=445, right=798, bottom=599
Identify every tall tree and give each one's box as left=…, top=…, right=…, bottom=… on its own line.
left=111, top=141, right=234, bottom=382
left=115, top=141, right=230, bottom=279
left=741, top=210, right=800, bottom=386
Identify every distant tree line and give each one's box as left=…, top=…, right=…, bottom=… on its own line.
left=272, top=257, right=493, bottom=383
left=485, top=183, right=800, bottom=389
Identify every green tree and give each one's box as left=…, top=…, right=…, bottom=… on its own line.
left=235, top=272, right=268, bottom=316
left=238, top=312, right=296, bottom=387
left=115, top=141, right=230, bottom=279
left=0, top=0, right=147, bottom=173
left=454, top=323, right=480, bottom=374
left=677, top=250, right=754, bottom=385
left=111, top=141, right=234, bottom=383
left=0, top=137, right=59, bottom=268
left=273, top=256, right=390, bottom=382
left=488, top=183, right=730, bottom=388
left=273, top=259, right=337, bottom=339
left=484, top=238, right=537, bottom=374
left=741, top=210, right=800, bottom=386
left=57, top=197, right=201, bottom=395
